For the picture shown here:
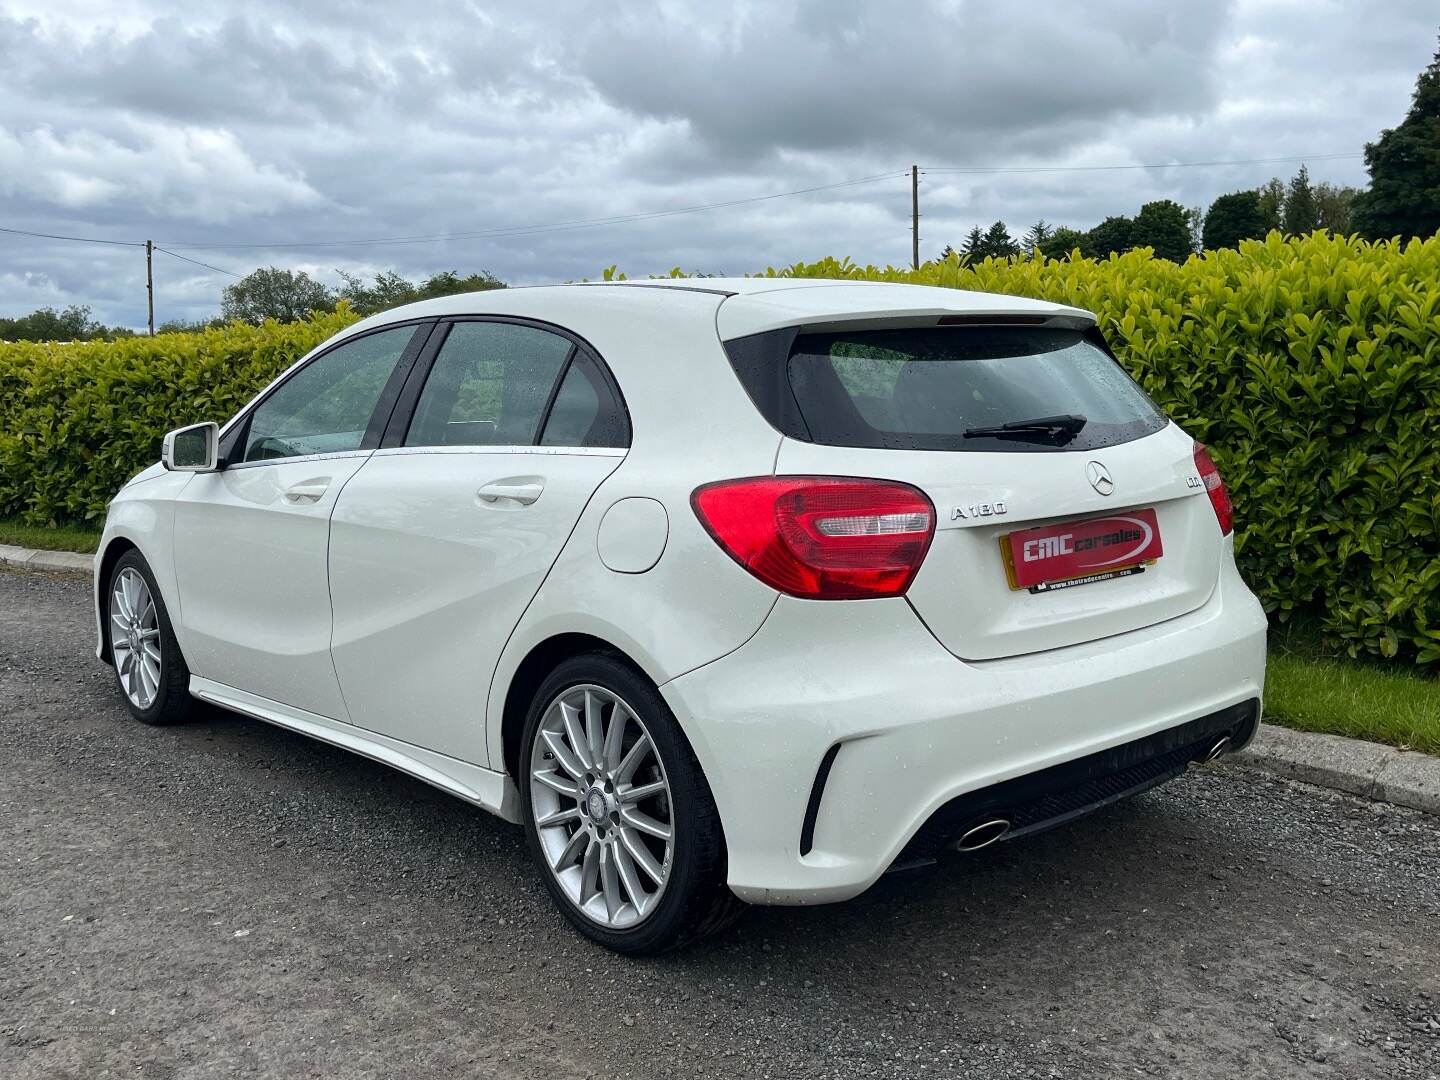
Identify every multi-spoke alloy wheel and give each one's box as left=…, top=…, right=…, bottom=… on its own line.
left=104, top=551, right=193, bottom=726
left=110, top=566, right=161, bottom=710
left=529, top=683, right=674, bottom=929
left=520, top=655, right=743, bottom=953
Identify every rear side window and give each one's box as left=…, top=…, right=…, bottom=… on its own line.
left=539, top=351, right=629, bottom=448
left=406, top=322, right=572, bottom=447
left=728, top=325, right=1166, bottom=453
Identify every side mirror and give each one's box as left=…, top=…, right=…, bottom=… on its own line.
left=162, top=422, right=220, bottom=472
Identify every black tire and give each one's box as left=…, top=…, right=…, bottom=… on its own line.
left=105, top=549, right=196, bottom=726
left=518, top=652, right=745, bottom=954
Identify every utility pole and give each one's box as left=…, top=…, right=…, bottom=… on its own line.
left=145, top=240, right=155, bottom=336
left=910, top=166, right=920, bottom=271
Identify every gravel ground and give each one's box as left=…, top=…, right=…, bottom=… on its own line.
left=2, top=568, right=1438, bottom=1080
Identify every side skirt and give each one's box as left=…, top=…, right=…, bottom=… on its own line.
left=189, top=676, right=521, bottom=823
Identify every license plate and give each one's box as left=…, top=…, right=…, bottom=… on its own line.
left=1002, top=508, right=1163, bottom=592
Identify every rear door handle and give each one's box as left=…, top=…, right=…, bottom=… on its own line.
left=477, top=478, right=544, bottom=506
left=284, top=477, right=331, bottom=504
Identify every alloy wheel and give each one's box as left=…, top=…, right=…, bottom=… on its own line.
left=110, top=567, right=161, bottom=710
left=528, top=684, right=674, bottom=929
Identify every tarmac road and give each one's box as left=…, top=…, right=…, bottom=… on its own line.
left=2, top=568, right=1437, bottom=1079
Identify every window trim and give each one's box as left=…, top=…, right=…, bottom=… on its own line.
left=216, top=319, right=436, bottom=469
left=381, top=315, right=631, bottom=451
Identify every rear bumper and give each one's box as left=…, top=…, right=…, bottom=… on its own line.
left=897, top=699, right=1258, bottom=861
left=662, top=542, right=1268, bottom=905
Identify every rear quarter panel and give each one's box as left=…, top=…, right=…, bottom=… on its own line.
left=482, top=289, right=785, bottom=769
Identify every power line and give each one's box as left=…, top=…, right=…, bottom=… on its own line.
left=921, top=152, right=1362, bottom=174
left=154, top=246, right=242, bottom=278
left=0, top=151, right=1366, bottom=257
left=3, top=176, right=899, bottom=255
left=158, top=172, right=911, bottom=250
left=0, top=224, right=143, bottom=247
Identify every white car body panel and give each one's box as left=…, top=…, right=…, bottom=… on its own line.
left=668, top=536, right=1265, bottom=904
left=172, top=451, right=372, bottom=720
left=328, top=444, right=624, bottom=762
left=191, top=675, right=518, bottom=820
left=93, top=278, right=1268, bottom=911
left=93, top=466, right=194, bottom=657
left=713, top=281, right=1095, bottom=339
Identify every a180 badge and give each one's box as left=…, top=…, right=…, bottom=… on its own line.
left=950, top=501, right=1008, bottom=521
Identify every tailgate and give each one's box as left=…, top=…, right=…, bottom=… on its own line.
left=774, top=424, right=1223, bottom=660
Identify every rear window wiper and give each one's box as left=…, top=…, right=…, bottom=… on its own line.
left=963, top=414, right=1088, bottom=441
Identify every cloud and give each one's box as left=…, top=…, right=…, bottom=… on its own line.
left=0, top=0, right=1434, bottom=328
left=574, top=0, right=1230, bottom=158
left=0, top=122, right=322, bottom=220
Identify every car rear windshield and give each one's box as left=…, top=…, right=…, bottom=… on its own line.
left=726, top=325, right=1167, bottom=453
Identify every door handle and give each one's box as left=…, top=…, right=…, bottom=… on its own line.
left=477, top=479, right=544, bottom=506
left=284, top=477, right=331, bottom=504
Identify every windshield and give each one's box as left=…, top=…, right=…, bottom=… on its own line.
left=782, top=326, right=1167, bottom=452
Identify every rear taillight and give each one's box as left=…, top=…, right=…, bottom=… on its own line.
left=1193, top=443, right=1234, bottom=536
left=691, top=476, right=936, bottom=600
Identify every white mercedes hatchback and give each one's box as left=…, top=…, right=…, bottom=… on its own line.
left=95, top=279, right=1267, bottom=953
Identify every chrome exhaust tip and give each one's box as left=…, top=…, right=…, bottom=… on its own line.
left=1204, top=736, right=1232, bottom=763
left=951, top=818, right=1012, bottom=853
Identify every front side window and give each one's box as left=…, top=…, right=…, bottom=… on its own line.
left=406, top=322, right=573, bottom=447
left=243, top=326, right=415, bottom=462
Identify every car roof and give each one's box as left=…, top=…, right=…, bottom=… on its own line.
left=345, top=277, right=1096, bottom=343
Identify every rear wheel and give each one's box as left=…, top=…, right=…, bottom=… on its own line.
left=519, top=653, right=743, bottom=954
left=106, top=550, right=195, bottom=726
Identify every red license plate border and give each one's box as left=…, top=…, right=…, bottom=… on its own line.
left=999, top=508, right=1164, bottom=592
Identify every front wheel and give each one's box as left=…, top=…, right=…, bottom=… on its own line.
left=519, top=654, right=743, bottom=954
left=106, top=550, right=195, bottom=725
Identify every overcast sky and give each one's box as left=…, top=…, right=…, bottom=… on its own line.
left=1, top=0, right=1435, bottom=328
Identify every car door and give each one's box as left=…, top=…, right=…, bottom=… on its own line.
left=327, top=318, right=630, bottom=764
left=172, top=322, right=430, bottom=719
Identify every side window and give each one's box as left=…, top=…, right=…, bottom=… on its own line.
left=243, top=326, right=415, bottom=463
left=406, top=322, right=572, bottom=447
left=540, top=351, right=630, bottom=448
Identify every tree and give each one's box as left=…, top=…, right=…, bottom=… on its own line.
left=1283, top=165, right=1320, bottom=234
left=1131, top=200, right=1193, bottom=262
left=1185, top=205, right=1204, bottom=255
left=336, top=269, right=507, bottom=316
left=959, top=226, right=985, bottom=259
left=414, top=270, right=505, bottom=301
left=1257, top=177, right=1286, bottom=232
left=980, top=221, right=1019, bottom=259
left=156, top=317, right=225, bottom=334
left=937, top=244, right=959, bottom=262
left=1022, top=220, right=1053, bottom=255
left=1081, top=215, right=1134, bottom=258
left=0, top=304, right=93, bottom=341
left=1314, top=182, right=1360, bottom=234
left=1202, top=191, right=1269, bottom=250
left=1351, top=37, right=1440, bottom=241
left=0, top=304, right=131, bottom=342
left=1040, top=226, right=1086, bottom=258
left=336, top=270, right=415, bottom=315
left=222, top=267, right=334, bottom=324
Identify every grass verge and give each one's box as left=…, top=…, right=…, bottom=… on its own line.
left=0, top=517, right=102, bottom=553
left=1265, top=623, right=1440, bottom=755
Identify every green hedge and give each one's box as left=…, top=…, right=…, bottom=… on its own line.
left=0, top=307, right=360, bottom=526
left=3, top=233, right=1439, bottom=665
left=761, top=232, right=1440, bottom=665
